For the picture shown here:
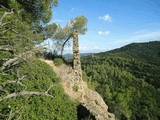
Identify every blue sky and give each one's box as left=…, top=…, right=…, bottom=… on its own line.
left=49, top=0, right=160, bottom=53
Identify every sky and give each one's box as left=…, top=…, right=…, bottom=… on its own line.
left=48, top=0, right=160, bottom=53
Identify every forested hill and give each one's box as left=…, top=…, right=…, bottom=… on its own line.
left=81, top=41, right=160, bottom=120
left=98, top=41, right=160, bottom=66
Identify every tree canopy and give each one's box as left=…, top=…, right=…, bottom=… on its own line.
left=53, top=16, right=88, bottom=56
left=0, top=0, right=58, bottom=71
left=0, top=0, right=58, bottom=24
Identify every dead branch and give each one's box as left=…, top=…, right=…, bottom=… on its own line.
left=0, top=74, right=27, bottom=96
left=0, top=20, right=19, bottom=28
left=0, top=27, right=16, bottom=34
left=0, top=10, right=14, bottom=25
left=1, top=75, right=27, bottom=87
left=45, top=84, right=55, bottom=94
left=0, top=87, right=9, bottom=95
left=0, top=91, right=54, bottom=102
left=0, top=45, right=14, bottom=52
left=1, top=47, right=43, bottom=71
left=0, top=36, right=18, bottom=39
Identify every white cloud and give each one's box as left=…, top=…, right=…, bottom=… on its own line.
left=99, top=14, right=111, bottom=22
left=98, top=31, right=110, bottom=36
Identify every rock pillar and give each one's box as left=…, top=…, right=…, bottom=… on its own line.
left=73, top=30, right=82, bottom=82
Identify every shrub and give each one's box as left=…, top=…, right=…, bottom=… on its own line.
left=54, top=58, right=64, bottom=66
left=72, top=85, right=79, bottom=92
left=0, top=60, right=77, bottom=120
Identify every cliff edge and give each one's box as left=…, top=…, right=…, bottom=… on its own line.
left=42, top=59, right=115, bottom=120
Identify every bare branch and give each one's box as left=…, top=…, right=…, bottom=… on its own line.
left=0, top=11, right=14, bottom=25
left=0, top=45, right=14, bottom=52
left=0, top=27, right=15, bottom=34
left=0, top=20, right=19, bottom=28
left=0, top=91, right=54, bottom=102
left=1, top=47, right=43, bottom=71
left=1, top=75, right=27, bottom=87
left=0, top=88, right=9, bottom=95
left=45, top=84, right=55, bottom=94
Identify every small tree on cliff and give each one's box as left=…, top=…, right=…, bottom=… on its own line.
left=53, top=16, right=87, bottom=56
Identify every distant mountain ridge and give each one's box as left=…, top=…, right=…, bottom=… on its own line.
left=63, top=53, right=92, bottom=60
left=97, top=41, right=160, bottom=66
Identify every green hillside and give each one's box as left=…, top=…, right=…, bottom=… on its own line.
left=0, top=60, right=77, bottom=120
left=98, top=41, right=160, bottom=66
left=82, top=41, right=160, bottom=120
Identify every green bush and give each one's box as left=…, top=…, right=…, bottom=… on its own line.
left=72, top=85, right=79, bottom=92
left=54, top=58, right=64, bottom=66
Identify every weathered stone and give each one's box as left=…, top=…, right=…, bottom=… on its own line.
left=73, top=30, right=82, bottom=82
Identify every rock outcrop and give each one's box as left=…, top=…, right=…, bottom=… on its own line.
left=41, top=29, right=115, bottom=120
left=42, top=60, right=115, bottom=120
left=73, top=30, right=82, bottom=82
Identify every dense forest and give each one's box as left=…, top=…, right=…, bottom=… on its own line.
left=102, top=41, right=160, bottom=66
left=81, top=41, right=160, bottom=120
